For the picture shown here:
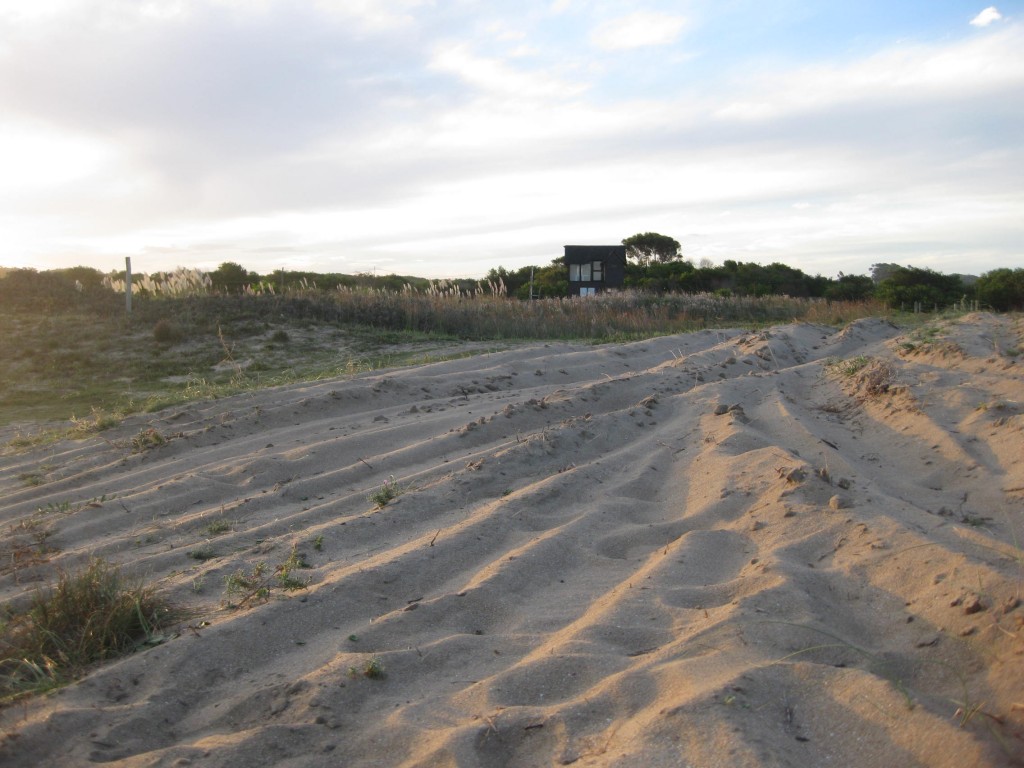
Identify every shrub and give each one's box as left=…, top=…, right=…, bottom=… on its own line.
left=153, top=319, right=183, bottom=343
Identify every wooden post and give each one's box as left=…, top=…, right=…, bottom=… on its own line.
left=125, top=257, right=133, bottom=314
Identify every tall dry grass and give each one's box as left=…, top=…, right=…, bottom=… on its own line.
left=102, top=274, right=890, bottom=341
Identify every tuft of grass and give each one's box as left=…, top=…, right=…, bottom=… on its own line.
left=0, top=558, right=175, bottom=701
left=368, top=475, right=404, bottom=509
left=203, top=518, right=232, bottom=536
left=187, top=545, right=217, bottom=561
left=826, top=355, right=897, bottom=397
left=349, top=656, right=385, bottom=679
left=131, top=427, right=166, bottom=453
left=69, top=408, right=123, bottom=438
left=826, top=355, right=870, bottom=377
left=17, top=472, right=44, bottom=487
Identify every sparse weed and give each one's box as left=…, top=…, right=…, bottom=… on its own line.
left=131, top=427, right=166, bottom=453
left=17, top=472, right=44, bottom=487
left=349, top=657, right=385, bottom=679
left=188, top=545, right=217, bottom=561
left=311, top=535, right=324, bottom=551
left=203, top=518, right=232, bottom=536
left=224, top=562, right=271, bottom=608
left=826, top=355, right=870, bottom=377
left=368, top=475, right=404, bottom=509
left=69, top=408, right=122, bottom=438
left=275, top=545, right=311, bottom=591
left=826, top=356, right=896, bottom=397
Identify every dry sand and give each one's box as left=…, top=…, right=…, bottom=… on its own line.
left=1, top=312, right=1022, bottom=767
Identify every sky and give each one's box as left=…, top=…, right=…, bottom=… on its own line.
left=1, top=1, right=1022, bottom=281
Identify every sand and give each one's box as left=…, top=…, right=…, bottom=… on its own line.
left=1, top=312, right=1022, bottom=767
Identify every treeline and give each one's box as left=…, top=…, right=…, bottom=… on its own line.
left=485, top=259, right=1024, bottom=311
left=2, top=259, right=1023, bottom=313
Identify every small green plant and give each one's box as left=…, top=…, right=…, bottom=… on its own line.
left=18, top=472, right=44, bottom=487
left=275, top=545, right=311, bottom=591
left=270, top=329, right=290, bottom=343
left=349, top=656, right=385, bottom=679
left=311, top=535, right=324, bottom=551
left=131, top=427, right=166, bottom=453
left=224, top=562, right=271, bottom=608
left=68, top=408, right=122, bottom=438
left=203, top=518, right=232, bottom=536
left=368, top=475, right=403, bottom=509
left=0, top=558, right=175, bottom=701
left=826, top=355, right=870, bottom=377
left=188, top=545, right=217, bottom=561
left=37, top=501, right=71, bottom=515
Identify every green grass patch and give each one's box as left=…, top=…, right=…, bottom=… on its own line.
left=0, top=558, right=176, bottom=702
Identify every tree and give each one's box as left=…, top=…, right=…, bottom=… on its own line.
left=824, top=273, right=875, bottom=301
left=622, top=232, right=682, bottom=265
left=875, top=266, right=965, bottom=308
left=870, top=263, right=902, bottom=283
left=210, top=262, right=256, bottom=294
left=974, top=268, right=1024, bottom=311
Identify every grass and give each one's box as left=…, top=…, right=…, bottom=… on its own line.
left=187, top=545, right=218, bottom=561
left=0, top=558, right=175, bottom=701
left=203, top=518, right=233, bottom=536
left=0, top=289, right=892, bottom=432
left=130, top=427, right=166, bottom=453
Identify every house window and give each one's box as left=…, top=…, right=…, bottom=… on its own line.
left=569, top=261, right=604, bottom=282
left=579, top=286, right=597, bottom=296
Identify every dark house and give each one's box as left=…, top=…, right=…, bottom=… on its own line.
left=564, top=245, right=626, bottom=297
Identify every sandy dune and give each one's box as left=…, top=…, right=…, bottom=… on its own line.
left=1, top=312, right=1022, bottom=767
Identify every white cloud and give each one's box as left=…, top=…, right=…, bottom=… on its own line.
left=970, top=6, right=1003, bottom=27
left=590, top=11, right=686, bottom=51
left=712, top=24, right=1024, bottom=123
left=429, top=43, right=585, bottom=99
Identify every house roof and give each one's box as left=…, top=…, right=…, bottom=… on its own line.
left=563, top=245, right=626, bottom=261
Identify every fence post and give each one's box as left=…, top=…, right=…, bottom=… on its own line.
left=125, top=257, right=133, bottom=314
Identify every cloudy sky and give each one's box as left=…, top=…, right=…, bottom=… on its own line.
left=1, top=1, right=1021, bottom=280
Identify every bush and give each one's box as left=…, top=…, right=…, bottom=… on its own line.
left=153, top=319, right=184, bottom=343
